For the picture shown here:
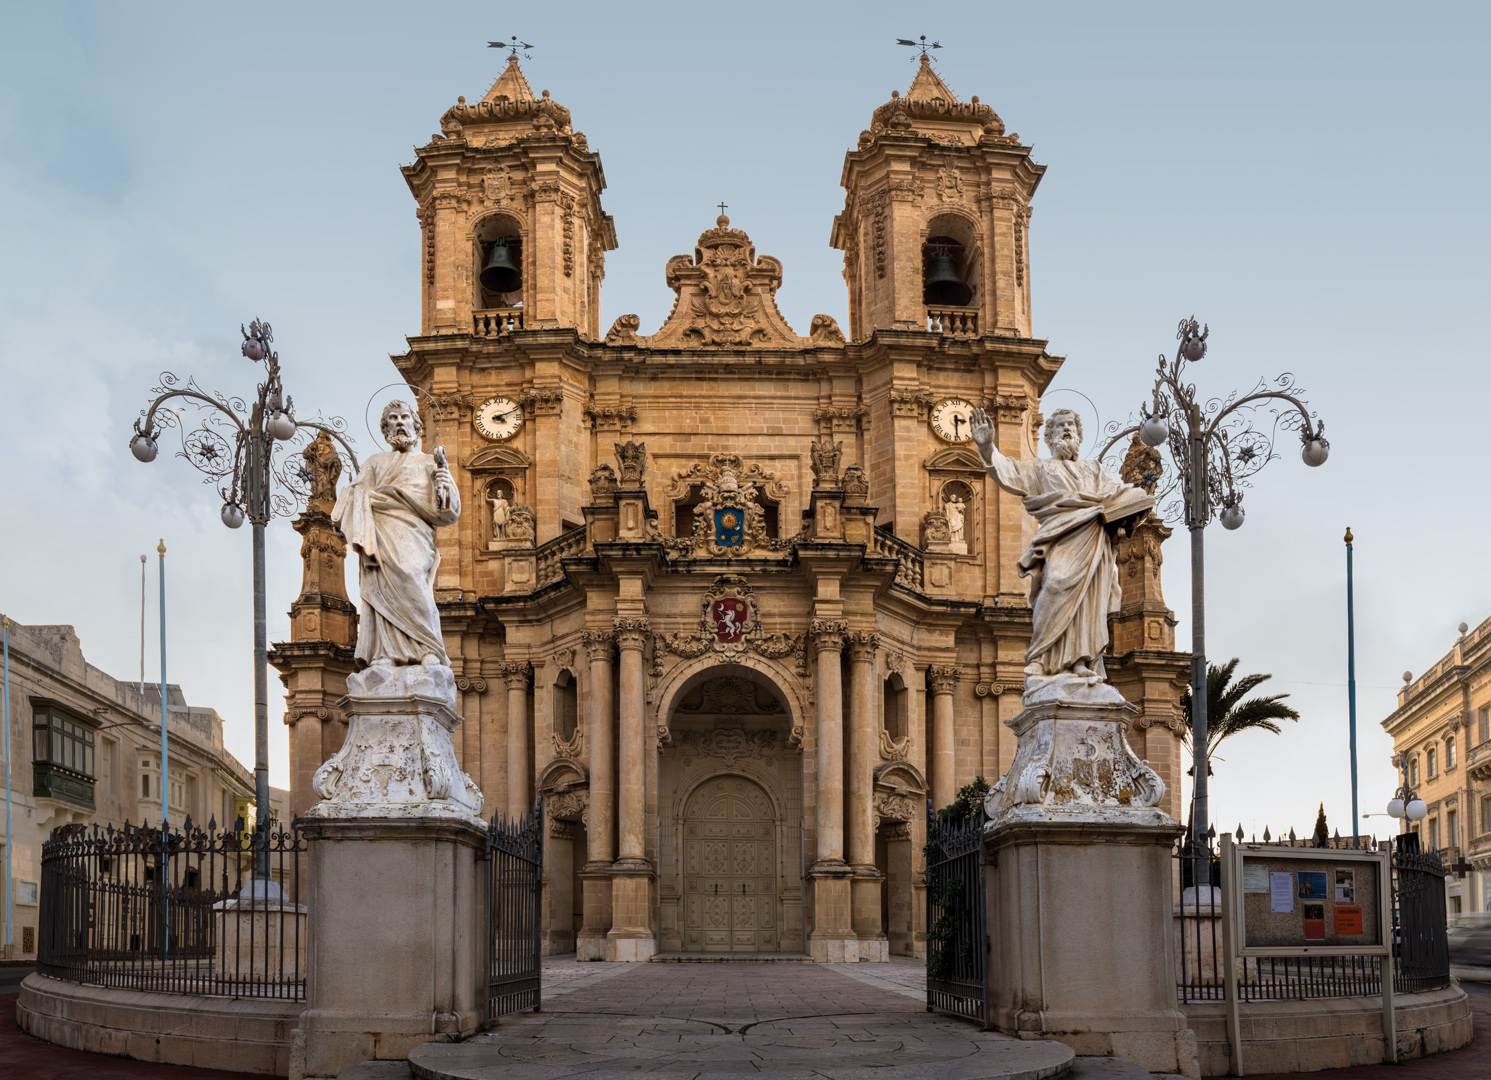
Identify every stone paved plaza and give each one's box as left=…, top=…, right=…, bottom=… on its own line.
left=406, top=957, right=1078, bottom=1080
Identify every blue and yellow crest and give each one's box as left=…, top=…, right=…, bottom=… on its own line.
left=714, top=508, right=744, bottom=547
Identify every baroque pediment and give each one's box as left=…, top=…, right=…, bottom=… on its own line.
left=924, top=445, right=986, bottom=472
left=643, top=216, right=805, bottom=349
left=464, top=444, right=533, bottom=471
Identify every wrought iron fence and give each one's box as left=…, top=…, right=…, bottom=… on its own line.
left=1393, top=839, right=1449, bottom=993
left=1172, top=835, right=1450, bottom=1003
left=925, top=798, right=987, bottom=1025
left=37, top=817, right=305, bottom=999
left=484, top=795, right=543, bottom=1024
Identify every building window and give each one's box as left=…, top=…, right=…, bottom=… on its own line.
left=883, top=675, right=908, bottom=742
left=1426, top=747, right=1437, bottom=778
left=1482, top=795, right=1491, bottom=835
left=31, top=702, right=96, bottom=810
left=1448, top=809, right=1458, bottom=848
left=1446, top=736, right=1456, bottom=770
left=1480, top=706, right=1490, bottom=745
left=100, top=737, right=115, bottom=795
left=1428, top=817, right=1440, bottom=851
left=553, top=670, right=578, bottom=745
left=1410, top=757, right=1420, bottom=787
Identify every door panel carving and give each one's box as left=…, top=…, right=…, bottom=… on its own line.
left=683, top=775, right=777, bottom=952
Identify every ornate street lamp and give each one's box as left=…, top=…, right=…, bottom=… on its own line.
left=1101, top=317, right=1330, bottom=882
left=129, top=320, right=358, bottom=878
left=1386, top=755, right=1428, bottom=825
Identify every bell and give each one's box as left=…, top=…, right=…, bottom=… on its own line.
left=923, top=253, right=972, bottom=307
left=480, top=239, right=521, bottom=294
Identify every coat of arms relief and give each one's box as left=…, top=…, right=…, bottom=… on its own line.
left=651, top=453, right=798, bottom=558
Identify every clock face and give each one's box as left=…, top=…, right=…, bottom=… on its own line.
left=473, top=396, right=522, bottom=441
left=930, top=397, right=976, bottom=444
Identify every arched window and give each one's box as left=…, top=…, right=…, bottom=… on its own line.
left=1426, top=746, right=1438, bottom=778
left=1410, top=757, right=1420, bottom=786
left=1446, top=736, right=1456, bottom=770
left=553, top=670, right=578, bottom=744
left=474, top=214, right=525, bottom=314
left=921, top=214, right=980, bottom=313
left=883, top=674, right=908, bottom=742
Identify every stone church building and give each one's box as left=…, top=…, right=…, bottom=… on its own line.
left=271, top=54, right=1189, bottom=962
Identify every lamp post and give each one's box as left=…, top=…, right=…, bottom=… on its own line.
left=129, top=320, right=357, bottom=879
left=1101, top=317, right=1330, bottom=883
left=1385, top=758, right=1428, bottom=834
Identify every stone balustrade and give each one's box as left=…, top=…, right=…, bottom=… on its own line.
left=474, top=307, right=525, bottom=337
left=536, top=525, right=588, bottom=587
left=871, top=526, right=924, bottom=591
left=925, top=306, right=978, bottom=336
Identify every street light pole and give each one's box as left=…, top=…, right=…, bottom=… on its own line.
left=129, top=320, right=357, bottom=879
left=1346, top=527, right=1359, bottom=847
left=1102, top=317, right=1331, bottom=883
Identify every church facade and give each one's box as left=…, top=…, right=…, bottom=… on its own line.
left=272, top=54, right=1189, bottom=962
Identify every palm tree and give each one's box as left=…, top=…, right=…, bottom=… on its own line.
left=1181, top=657, right=1301, bottom=774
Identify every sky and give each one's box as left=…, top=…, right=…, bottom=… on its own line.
left=1, top=2, right=1487, bottom=841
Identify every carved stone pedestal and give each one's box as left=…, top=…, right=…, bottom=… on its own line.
left=290, top=664, right=488, bottom=1080
left=982, top=695, right=1198, bottom=1078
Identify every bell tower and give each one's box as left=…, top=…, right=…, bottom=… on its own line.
left=831, top=55, right=1045, bottom=341
left=402, top=54, right=617, bottom=337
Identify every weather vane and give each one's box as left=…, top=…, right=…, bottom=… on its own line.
left=489, top=36, right=534, bottom=59
left=896, top=35, right=942, bottom=59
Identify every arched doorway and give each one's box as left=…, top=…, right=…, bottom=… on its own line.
left=682, top=775, right=778, bottom=953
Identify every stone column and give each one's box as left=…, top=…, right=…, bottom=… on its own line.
left=846, top=631, right=887, bottom=961
left=607, top=616, right=654, bottom=961
left=808, top=619, right=855, bottom=961
left=928, top=666, right=959, bottom=810
left=501, top=662, right=532, bottom=819
left=577, top=629, right=615, bottom=961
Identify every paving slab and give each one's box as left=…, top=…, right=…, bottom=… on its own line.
left=409, top=962, right=1072, bottom=1080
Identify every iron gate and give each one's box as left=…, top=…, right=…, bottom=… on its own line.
left=1392, top=838, right=1449, bottom=993
left=484, top=795, right=543, bottom=1023
left=925, top=798, right=987, bottom=1025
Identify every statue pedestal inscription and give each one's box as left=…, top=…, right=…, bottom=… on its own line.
left=982, top=697, right=1198, bottom=1078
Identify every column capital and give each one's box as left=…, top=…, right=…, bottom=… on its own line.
left=846, top=631, right=880, bottom=663
left=581, top=628, right=616, bottom=662
left=928, top=665, right=960, bottom=695
left=499, top=661, right=532, bottom=690
left=810, top=619, right=849, bottom=654
left=612, top=616, right=650, bottom=651
left=454, top=675, right=489, bottom=694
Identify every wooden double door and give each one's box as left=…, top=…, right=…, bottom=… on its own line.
left=682, top=775, right=778, bottom=953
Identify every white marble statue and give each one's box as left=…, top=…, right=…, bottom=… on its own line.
left=487, top=490, right=510, bottom=541
left=333, top=400, right=460, bottom=668
left=970, top=406, right=1152, bottom=701
left=944, top=492, right=966, bottom=550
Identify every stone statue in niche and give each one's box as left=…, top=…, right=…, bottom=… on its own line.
left=487, top=489, right=510, bottom=542
left=970, top=406, right=1152, bottom=704
left=333, top=400, right=460, bottom=668
left=944, top=491, right=967, bottom=554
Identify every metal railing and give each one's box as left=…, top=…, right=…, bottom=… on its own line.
left=484, top=795, right=543, bottom=1024
left=1172, top=836, right=1449, bottom=1004
left=38, top=817, right=305, bottom=999
left=925, top=799, right=987, bottom=1025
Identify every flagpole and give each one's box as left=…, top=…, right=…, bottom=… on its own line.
left=139, top=554, right=147, bottom=699
left=1346, top=527, right=1359, bottom=847
left=158, top=539, right=169, bottom=957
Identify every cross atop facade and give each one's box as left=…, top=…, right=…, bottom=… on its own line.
left=717, top=201, right=728, bottom=216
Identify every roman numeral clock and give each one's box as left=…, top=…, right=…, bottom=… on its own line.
left=930, top=397, right=976, bottom=444
left=473, top=395, right=523, bottom=441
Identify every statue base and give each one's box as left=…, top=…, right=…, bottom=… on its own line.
left=982, top=693, right=1170, bottom=828
left=303, top=664, right=484, bottom=827
left=980, top=692, right=1196, bottom=1077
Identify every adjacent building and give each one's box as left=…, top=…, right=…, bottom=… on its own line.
left=272, top=54, right=1190, bottom=961
left=1381, top=618, right=1491, bottom=916
left=1, top=618, right=288, bottom=959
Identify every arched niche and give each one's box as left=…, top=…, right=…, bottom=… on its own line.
left=921, top=211, right=983, bottom=310
left=472, top=211, right=527, bottom=311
